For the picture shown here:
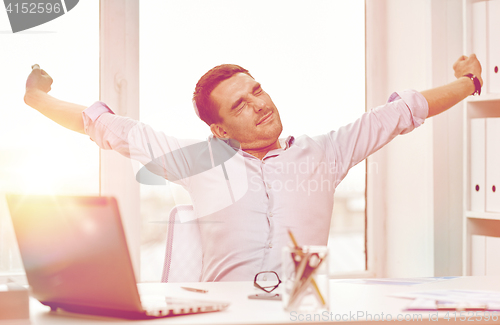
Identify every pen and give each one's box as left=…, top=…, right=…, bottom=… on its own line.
left=181, top=287, right=208, bottom=293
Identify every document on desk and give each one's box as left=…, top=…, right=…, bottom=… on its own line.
left=336, top=276, right=459, bottom=286
left=392, top=290, right=500, bottom=311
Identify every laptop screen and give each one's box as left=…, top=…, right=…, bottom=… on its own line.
left=6, top=195, right=143, bottom=312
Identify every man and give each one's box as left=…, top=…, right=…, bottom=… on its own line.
left=24, top=55, right=482, bottom=281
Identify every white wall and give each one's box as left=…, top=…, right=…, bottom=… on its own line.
left=367, top=0, right=464, bottom=277
left=385, top=0, right=435, bottom=278
left=429, top=0, right=464, bottom=277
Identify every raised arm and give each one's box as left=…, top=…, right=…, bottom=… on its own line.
left=422, top=54, right=483, bottom=118
left=24, top=64, right=86, bottom=134
left=23, top=64, right=205, bottom=186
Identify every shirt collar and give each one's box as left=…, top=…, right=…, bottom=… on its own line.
left=208, top=135, right=295, bottom=151
left=281, top=136, right=295, bottom=149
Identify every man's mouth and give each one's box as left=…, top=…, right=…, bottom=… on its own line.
left=257, top=112, right=273, bottom=125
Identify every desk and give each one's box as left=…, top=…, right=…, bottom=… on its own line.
left=26, top=276, right=500, bottom=324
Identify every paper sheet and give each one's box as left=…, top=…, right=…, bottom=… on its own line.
left=336, top=277, right=459, bottom=286
left=392, top=289, right=500, bottom=311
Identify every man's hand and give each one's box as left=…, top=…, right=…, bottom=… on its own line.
left=422, top=53, right=484, bottom=118
left=22, top=64, right=87, bottom=134
left=24, top=64, right=53, bottom=107
left=453, top=54, right=483, bottom=86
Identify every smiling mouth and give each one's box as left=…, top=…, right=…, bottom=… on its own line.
left=257, top=112, right=273, bottom=125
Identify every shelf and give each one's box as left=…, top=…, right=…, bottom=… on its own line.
left=465, top=100, right=500, bottom=118
left=462, top=0, right=500, bottom=277
left=466, top=93, right=500, bottom=102
left=465, top=211, right=500, bottom=220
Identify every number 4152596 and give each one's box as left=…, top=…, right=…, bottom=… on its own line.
left=5, top=2, right=62, bottom=14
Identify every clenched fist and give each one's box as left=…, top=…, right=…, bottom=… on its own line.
left=24, top=64, right=53, bottom=106
left=453, top=54, right=483, bottom=87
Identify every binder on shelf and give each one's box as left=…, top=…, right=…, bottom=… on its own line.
left=471, top=235, right=486, bottom=276
left=470, top=118, right=486, bottom=212
left=486, top=118, right=500, bottom=213
left=485, top=236, right=500, bottom=275
left=472, top=0, right=489, bottom=94
left=488, top=0, right=500, bottom=93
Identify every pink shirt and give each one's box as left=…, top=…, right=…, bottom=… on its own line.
left=83, top=89, right=428, bottom=281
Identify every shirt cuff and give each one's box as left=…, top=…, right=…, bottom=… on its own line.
left=387, top=89, right=429, bottom=128
left=82, top=101, right=115, bottom=135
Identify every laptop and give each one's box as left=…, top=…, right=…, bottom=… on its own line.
left=6, top=194, right=229, bottom=319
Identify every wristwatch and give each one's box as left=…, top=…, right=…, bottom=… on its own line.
left=463, top=73, right=481, bottom=96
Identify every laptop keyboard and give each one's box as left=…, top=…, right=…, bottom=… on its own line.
left=142, top=296, right=229, bottom=317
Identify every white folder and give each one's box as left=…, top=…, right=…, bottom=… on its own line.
left=485, top=236, right=500, bottom=275
left=471, top=235, right=486, bottom=276
left=488, top=0, right=500, bottom=93
left=470, top=118, right=486, bottom=212
left=486, top=118, right=500, bottom=212
left=472, top=0, right=489, bottom=93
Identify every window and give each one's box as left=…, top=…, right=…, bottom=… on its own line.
left=0, top=0, right=100, bottom=277
left=139, top=0, right=366, bottom=281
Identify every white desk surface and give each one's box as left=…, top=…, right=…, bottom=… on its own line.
left=24, top=276, right=500, bottom=324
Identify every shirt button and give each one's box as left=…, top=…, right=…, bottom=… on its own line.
left=267, top=183, right=272, bottom=189
left=269, top=212, right=273, bottom=217
left=269, top=243, right=273, bottom=248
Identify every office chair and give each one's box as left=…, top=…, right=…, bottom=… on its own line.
left=161, top=204, right=203, bottom=282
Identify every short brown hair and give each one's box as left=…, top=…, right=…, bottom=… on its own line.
left=193, top=64, right=253, bottom=126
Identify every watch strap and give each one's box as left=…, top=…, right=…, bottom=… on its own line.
left=463, top=73, right=481, bottom=96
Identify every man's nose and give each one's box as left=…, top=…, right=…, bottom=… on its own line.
left=253, top=97, right=266, bottom=112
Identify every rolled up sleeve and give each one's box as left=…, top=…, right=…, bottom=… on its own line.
left=82, top=101, right=115, bottom=136
left=387, top=89, right=429, bottom=132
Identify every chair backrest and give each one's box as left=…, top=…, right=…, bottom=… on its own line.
left=161, top=205, right=203, bottom=282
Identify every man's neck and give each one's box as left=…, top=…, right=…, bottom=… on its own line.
left=243, top=140, right=281, bottom=160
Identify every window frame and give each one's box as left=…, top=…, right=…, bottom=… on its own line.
left=99, top=0, right=141, bottom=279
left=101, top=0, right=375, bottom=281
left=0, top=0, right=373, bottom=283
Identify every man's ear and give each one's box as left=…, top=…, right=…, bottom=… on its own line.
left=210, top=124, right=228, bottom=139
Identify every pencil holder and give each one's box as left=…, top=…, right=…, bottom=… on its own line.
left=281, top=245, right=329, bottom=312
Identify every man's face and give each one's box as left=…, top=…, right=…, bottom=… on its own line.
left=210, top=73, right=283, bottom=150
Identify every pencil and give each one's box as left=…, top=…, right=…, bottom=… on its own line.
left=287, top=229, right=326, bottom=306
